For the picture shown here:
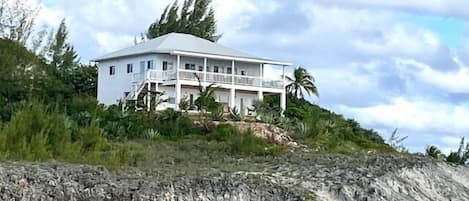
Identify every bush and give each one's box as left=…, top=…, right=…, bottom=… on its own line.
left=208, top=124, right=284, bottom=156
left=0, top=100, right=130, bottom=166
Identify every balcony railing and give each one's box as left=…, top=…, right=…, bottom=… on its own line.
left=135, top=69, right=283, bottom=89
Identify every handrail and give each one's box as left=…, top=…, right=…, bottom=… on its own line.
left=135, top=69, right=283, bottom=89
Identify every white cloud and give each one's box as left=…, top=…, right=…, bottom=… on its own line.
left=337, top=97, right=469, bottom=135
left=318, top=0, right=469, bottom=19
left=395, top=58, right=469, bottom=93
left=95, top=32, right=134, bottom=54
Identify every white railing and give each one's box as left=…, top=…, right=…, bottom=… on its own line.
left=179, top=70, right=204, bottom=82
left=148, top=70, right=177, bottom=81
left=234, top=74, right=262, bottom=87
left=262, top=80, right=283, bottom=89
left=206, top=72, right=232, bottom=84
left=133, top=69, right=283, bottom=89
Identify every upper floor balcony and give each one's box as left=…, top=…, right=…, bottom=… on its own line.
left=133, top=69, right=284, bottom=89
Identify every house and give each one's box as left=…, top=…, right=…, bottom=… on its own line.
left=93, top=33, right=291, bottom=115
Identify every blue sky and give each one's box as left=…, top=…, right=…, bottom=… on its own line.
left=33, top=0, right=469, bottom=154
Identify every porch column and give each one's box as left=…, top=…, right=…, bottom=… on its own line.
left=147, top=82, right=151, bottom=112
left=203, top=57, right=207, bottom=85
left=259, top=63, right=263, bottom=87
left=231, top=60, right=235, bottom=85
left=175, top=55, right=181, bottom=110
left=230, top=88, right=236, bottom=109
left=280, top=65, right=286, bottom=115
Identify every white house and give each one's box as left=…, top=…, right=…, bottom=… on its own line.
left=93, top=33, right=291, bottom=115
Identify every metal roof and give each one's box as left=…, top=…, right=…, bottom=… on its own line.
left=92, top=33, right=291, bottom=65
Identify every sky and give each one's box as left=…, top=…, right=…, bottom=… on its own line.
left=32, top=0, right=469, bottom=154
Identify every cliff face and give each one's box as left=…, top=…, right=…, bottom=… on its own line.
left=0, top=155, right=468, bottom=201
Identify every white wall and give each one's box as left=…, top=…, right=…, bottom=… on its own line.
left=97, top=54, right=159, bottom=105
left=97, top=53, right=265, bottom=105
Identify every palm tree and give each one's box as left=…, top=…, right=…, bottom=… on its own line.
left=286, top=66, right=319, bottom=99
left=425, top=145, right=442, bottom=159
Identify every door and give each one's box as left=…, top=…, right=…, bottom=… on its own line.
left=140, top=61, right=145, bottom=73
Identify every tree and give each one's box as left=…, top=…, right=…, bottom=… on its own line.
left=425, top=145, right=442, bottom=159
left=49, top=19, right=79, bottom=80
left=446, top=137, right=469, bottom=165
left=70, top=64, right=98, bottom=97
left=0, top=0, right=40, bottom=45
left=286, top=66, right=319, bottom=99
left=147, top=0, right=220, bottom=42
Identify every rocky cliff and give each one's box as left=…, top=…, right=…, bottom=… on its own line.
left=0, top=154, right=468, bottom=201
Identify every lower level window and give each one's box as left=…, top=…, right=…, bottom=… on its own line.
left=127, top=64, right=133, bottom=73
left=109, top=66, right=116, bottom=75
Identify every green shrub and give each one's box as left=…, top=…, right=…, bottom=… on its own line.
left=229, top=107, right=242, bottom=121
left=208, top=124, right=284, bottom=156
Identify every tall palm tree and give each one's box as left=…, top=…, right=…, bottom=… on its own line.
left=286, top=66, right=319, bottom=99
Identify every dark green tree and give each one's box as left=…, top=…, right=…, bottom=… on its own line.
left=147, top=0, right=220, bottom=42
left=70, top=64, right=98, bottom=97
left=286, top=66, right=319, bottom=99
left=446, top=137, right=469, bottom=165
left=49, top=18, right=79, bottom=80
left=425, top=145, right=442, bottom=159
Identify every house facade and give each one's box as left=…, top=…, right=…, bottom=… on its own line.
left=93, top=33, right=291, bottom=115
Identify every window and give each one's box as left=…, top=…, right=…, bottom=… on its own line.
left=241, top=70, right=246, bottom=76
left=147, top=60, right=154, bottom=69
left=213, top=66, right=219, bottom=73
left=109, top=66, right=116, bottom=75
left=198, top=66, right=203, bottom=71
left=185, top=63, right=196, bottom=70
left=127, top=64, right=133, bottom=73
left=162, top=61, right=168, bottom=71
left=227, top=67, right=232, bottom=74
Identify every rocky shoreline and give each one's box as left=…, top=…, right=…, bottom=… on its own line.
left=0, top=154, right=468, bottom=201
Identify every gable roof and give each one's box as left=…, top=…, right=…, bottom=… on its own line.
left=92, top=33, right=291, bottom=65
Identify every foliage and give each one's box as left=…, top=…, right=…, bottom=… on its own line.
left=425, top=145, right=442, bottom=159
left=179, top=96, right=191, bottom=112
left=210, top=105, right=224, bottom=121
left=266, top=95, right=392, bottom=153
left=147, top=0, right=220, bottom=42
left=446, top=137, right=469, bottom=165
left=193, top=73, right=220, bottom=112
left=0, top=0, right=40, bottom=45
left=250, top=100, right=280, bottom=124
left=229, top=107, right=242, bottom=121
left=286, top=66, right=319, bottom=99
left=70, top=64, right=97, bottom=97
left=387, top=128, right=408, bottom=153
left=49, top=19, right=79, bottom=80
left=207, top=124, right=284, bottom=156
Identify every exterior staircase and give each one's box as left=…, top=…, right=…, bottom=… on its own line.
left=123, top=78, right=163, bottom=111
